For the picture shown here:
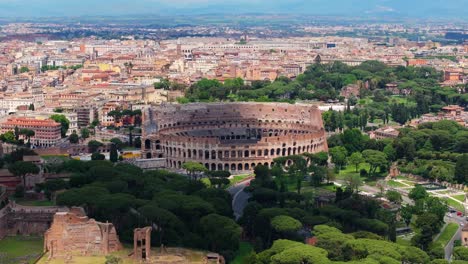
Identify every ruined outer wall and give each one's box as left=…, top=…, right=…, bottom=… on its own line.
left=44, top=212, right=122, bottom=257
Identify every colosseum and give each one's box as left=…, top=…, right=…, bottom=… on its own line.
left=141, top=102, right=328, bottom=173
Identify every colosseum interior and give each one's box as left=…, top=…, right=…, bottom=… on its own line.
left=142, top=102, right=328, bottom=173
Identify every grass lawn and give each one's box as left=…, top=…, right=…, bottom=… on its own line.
left=435, top=223, right=459, bottom=247
left=40, top=154, right=70, bottom=161
left=387, top=180, right=407, bottom=188
left=229, top=174, right=252, bottom=187
left=401, top=180, right=416, bottom=186
left=231, top=242, right=254, bottom=264
left=336, top=164, right=384, bottom=187
left=452, top=194, right=466, bottom=203
left=443, top=198, right=465, bottom=212
left=396, top=236, right=412, bottom=247
left=0, top=236, right=43, bottom=264
left=12, top=197, right=54, bottom=207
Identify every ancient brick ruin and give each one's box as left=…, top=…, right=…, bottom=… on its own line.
left=0, top=201, right=65, bottom=239
left=44, top=209, right=122, bottom=258
left=133, top=226, right=152, bottom=261
left=142, top=102, right=328, bottom=172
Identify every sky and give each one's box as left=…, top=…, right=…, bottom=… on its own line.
left=0, top=0, right=466, bottom=19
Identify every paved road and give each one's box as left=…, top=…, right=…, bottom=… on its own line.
left=228, top=180, right=252, bottom=220
left=444, top=214, right=466, bottom=260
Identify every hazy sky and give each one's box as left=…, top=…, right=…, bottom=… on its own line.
left=0, top=0, right=466, bottom=18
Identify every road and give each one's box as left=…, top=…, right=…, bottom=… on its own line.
left=444, top=213, right=466, bottom=260
left=228, top=180, right=252, bottom=220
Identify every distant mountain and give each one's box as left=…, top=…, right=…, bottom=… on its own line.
left=0, top=0, right=466, bottom=19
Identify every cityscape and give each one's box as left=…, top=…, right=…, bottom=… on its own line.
left=0, top=1, right=467, bottom=264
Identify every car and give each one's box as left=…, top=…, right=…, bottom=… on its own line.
left=457, top=211, right=463, bottom=217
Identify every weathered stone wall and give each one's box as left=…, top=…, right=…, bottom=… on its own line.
left=0, top=202, right=66, bottom=240
left=44, top=211, right=123, bottom=257
left=142, top=103, right=328, bottom=172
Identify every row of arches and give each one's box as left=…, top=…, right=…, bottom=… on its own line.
left=167, top=160, right=274, bottom=171
left=161, top=142, right=326, bottom=160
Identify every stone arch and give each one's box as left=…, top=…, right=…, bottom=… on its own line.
left=211, top=163, right=216, bottom=171
left=270, top=149, right=275, bottom=156
left=238, top=163, right=243, bottom=171
left=177, top=161, right=182, bottom=169
left=146, top=152, right=152, bottom=159
left=288, top=147, right=292, bottom=156
left=244, top=150, right=250, bottom=157
left=217, top=164, right=223, bottom=171
left=205, top=163, right=209, bottom=170
left=211, top=150, right=216, bottom=159
left=225, top=164, right=229, bottom=171
left=245, top=163, right=250, bottom=170
left=144, top=139, right=151, bottom=149
left=231, top=164, right=236, bottom=171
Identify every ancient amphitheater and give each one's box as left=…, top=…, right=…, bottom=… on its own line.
left=142, top=103, right=328, bottom=173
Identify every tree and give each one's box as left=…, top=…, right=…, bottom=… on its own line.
left=109, top=144, right=118, bottom=163
left=453, top=246, right=468, bottom=261
left=68, top=133, right=79, bottom=144
left=138, top=204, right=184, bottom=245
left=182, top=161, right=207, bottom=180
left=0, top=131, right=15, bottom=143
left=80, top=128, right=90, bottom=139
left=348, top=152, right=364, bottom=172
left=8, top=161, right=40, bottom=188
left=50, top=114, right=70, bottom=137
left=271, top=215, right=302, bottom=234
left=409, top=185, right=428, bottom=201
left=110, top=138, right=124, bottom=150
left=362, top=150, right=388, bottom=177
left=199, top=213, right=242, bottom=252
left=400, top=205, right=413, bottom=227
left=88, top=140, right=103, bottom=153
left=344, top=174, right=362, bottom=193
left=19, top=66, right=29, bottom=73
left=28, top=103, right=35, bottom=111
left=455, top=154, right=468, bottom=184
left=91, top=152, right=105, bottom=160
left=385, top=190, right=402, bottom=204
left=329, top=146, right=348, bottom=171
left=20, top=129, right=35, bottom=148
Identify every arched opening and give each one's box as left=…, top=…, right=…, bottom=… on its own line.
left=205, top=150, right=210, bottom=159
left=205, top=163, right=209, bottom=170
left=238, top=163, right=243, bottom=171
left=288, top=147, right=292, bottom=156
left=245, top=163, right=250, bottom=170
left=231, top=164, right=236, bottom=171
left=277, top=148, right=281, bottom=155
left=211, top=150, right=216, bottom=159
left=217, top=164, right=223, bottom=171
left=225, top=164, right=229, bottom=171
left=158, top=154, right=163, bottom=158
left=177, top=161, right=181, bottom=169
left=211, top=163, right=216, bottom=171
left=244, top=150, right=250, bottom=157
left=146, top=153, right=152, bottom=159
left=145, top=139, right=151, bottom=149
left=282, top=148, right=286, bottom=156
left=270, top=149, right=275, bottom=156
